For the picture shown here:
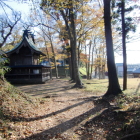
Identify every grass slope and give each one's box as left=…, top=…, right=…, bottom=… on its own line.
left=79, top=67, right=87, bottom=76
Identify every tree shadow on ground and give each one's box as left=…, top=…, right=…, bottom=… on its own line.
left=18, top=97, right=119, bottom=140
left=14, top=81, right=74, bottom=97
left=7, top=96, right=98, bottom=122
left=85, top=80, right=108, bottom=84
left=20, top=105, right=105, bottom=140
left=77, top=104, right=140, bottom=140
left=30, top=86, right=72, bottom=97
left=25, top=85, right=70, bottom=93
left=64, top=96, right=101, bottom=102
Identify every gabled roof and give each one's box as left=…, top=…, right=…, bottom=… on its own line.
left=127, top=68, right=136, bottom=72
left=6, top=36, right=46, bottom=56
left=116, top=63, right=140, bottom=69
left=132, top=68, right=140, bottom=74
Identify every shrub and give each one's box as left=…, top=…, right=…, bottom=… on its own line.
left=0, top=50, right=10, bottom=79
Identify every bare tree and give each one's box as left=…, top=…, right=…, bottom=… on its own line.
left=0, top=1, right=21, bottom=48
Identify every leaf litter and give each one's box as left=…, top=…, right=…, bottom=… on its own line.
left=0, top=78, right=140, bottom=140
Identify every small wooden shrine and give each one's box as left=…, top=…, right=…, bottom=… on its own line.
left=5, top=30, right=51, bottom=84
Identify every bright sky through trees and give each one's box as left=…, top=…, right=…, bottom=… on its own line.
left=1, top=0, right=140, bottom=64
left=0, top=0, right=32, bottom=21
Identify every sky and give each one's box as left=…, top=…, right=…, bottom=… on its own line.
left=0, top=0, right=31, bottom=18
left=115, top=40, right=140, bottom=64
left=1, top=0, right=140, bottom=64
left=115, top=36, right=140, bottom=64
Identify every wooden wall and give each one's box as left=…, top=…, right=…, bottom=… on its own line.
left=9, top=46, right=40, bottom=66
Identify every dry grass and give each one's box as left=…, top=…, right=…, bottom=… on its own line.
left=82, top=78, right=140, bottom=95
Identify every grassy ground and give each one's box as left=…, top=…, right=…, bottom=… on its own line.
left=82, top=78, right=140, bottom=95
left=79, top=67, right=87, bottom=76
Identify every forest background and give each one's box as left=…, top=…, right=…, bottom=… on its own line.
left=1, top=0, right=140, bottom=93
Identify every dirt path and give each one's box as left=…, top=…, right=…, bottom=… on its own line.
left=13, top=79, right=104, bottom=140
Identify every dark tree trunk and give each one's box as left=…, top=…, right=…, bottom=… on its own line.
left=67, top=52, right=72, bottom=79
left=102, top=47, right=106, bottom=79
left=87, top=41, right=92, bottom=79
left=99, top=66, right=101, bottom=79
left=63, top=57, right=67, bottom=77
left=95, top=67, right=97, bottom=78
left=90, top=42, right=95, bottom=79
left=85, top=45, right=88, bottom=79
left=77, top=41, right=81, bottom=66
left=46, top=46, right=52, bottom=79
left=121, top=1, right=127, bottom=90
left=60, top=3, right=83, bottom=87
left=103, top=0, right=122, bottom=96
left=50, top=42, right=58, bottom=78
left=60, top=10, right=75, bottom=82
left=102, top=65, right=105, bottom=79
left=70, top=9, right=83, bottom=87
left=70, top=43, right=76, bottom=81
